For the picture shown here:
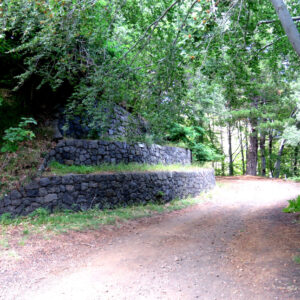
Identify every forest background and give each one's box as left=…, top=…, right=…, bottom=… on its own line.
left=0, top=0, right=299, bottom=187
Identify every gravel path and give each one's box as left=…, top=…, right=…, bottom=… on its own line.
left=1, top=177, right=300, bottom=299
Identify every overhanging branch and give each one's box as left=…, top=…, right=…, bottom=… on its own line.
left=258, top=16, right=300, bottom=25
left=119, top=0, right=181, bottom=62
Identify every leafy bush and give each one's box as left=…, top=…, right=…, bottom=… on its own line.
left=1, top=117, right=37, bottom=152
left=282, top=196, right=300, bottom=213
left=167, top=123, right=222, bottom=162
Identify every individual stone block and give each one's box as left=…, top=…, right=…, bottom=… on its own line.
left=11, top=199, right=22, bottom=206
left=40, top=178, right=51, bottom=187
left=26, top=189, right=39, bottom=197
left=39, top=188, right=48, bottom=197
left=66, top=185, right=74, bottom=192
left=81, top=182, right=89, bottom=191
left=63, top=193, right=74, bottom=205
left=62, top=175, right=74, bottom=184
left=10, top=190, right=22, bottom=199
left=44, top=194, right=58, bottom=203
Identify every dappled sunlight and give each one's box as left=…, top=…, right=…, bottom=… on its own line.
left=2, top=178, right=300, bottom=299
left=211, top=179, right=300, bottom=211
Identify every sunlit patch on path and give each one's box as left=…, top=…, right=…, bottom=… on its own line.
left=1, top=178, right=300, bottom=300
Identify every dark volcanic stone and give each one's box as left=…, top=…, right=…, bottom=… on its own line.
left=26, top=189, right=39, bottom=197
left=40, top=178, right=51, bottom=187
left=44, top=194, right=58, bottom=203
left=10, top=190, right=22, bottom=199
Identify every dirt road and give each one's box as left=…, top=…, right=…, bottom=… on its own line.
left=1, top=177, right=300, bottom=299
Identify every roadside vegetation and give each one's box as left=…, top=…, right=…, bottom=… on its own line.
left=0, top=1, right=300, bottom=236
left=0, top=195, right=207, bottom=239
left=1, top=0, right=300, bottom=181
left=0, top=126, right=55, bottom=196
left=283, top=196, right=300, bottom=213
left=48, top=161, right=209, bottom=176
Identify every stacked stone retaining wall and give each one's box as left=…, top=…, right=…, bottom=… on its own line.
left=45, top=139, right=192, bottom=166
left=0, top=169, right=215, bottom=217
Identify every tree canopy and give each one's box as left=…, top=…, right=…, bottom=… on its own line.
left=0, top=0, right=299, bottom=176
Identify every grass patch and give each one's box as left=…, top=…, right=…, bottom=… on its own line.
left=293, top=256, right=300, bottom=264
left=48, top=161, right=208, bottom=176
left=0, top=196, right=206, bottom=234
left=290, top=177, right=300, bottom=182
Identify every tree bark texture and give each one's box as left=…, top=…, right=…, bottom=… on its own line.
left=246, top=120, right=258, bottom=176
left=260, top=134, right=266, bottom=176
left=228, top=125, right=234, bottom=176
left=268, top=133, right=274, bottom=177
left=220, top=129, right=225, bottom=176
left=270, top=0, right=300, bottom=57
left=274, top=139, right=286, bottom=178
left=293, top=145, right=299, bottom=176
left=238, top=123, right=245, bottom=175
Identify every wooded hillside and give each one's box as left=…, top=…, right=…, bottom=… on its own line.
left=0, top=0, right=299, bottom=178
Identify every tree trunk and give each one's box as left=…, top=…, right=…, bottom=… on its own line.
left=220, top=129, right=225, bottom=176
left=293, top=145, right=299, bottom=176
left=260, top=134, right=266, bottom=176
left=274, top=139, right=286, bottom=178
left=246, top=120, right=258, bottom=176
left=228, top=124, right=234, bottom=176
left=245, top=122, right=249, bottom=160
left=270, top=0, right=300, bottom=57
left=238, top=123, right=245, bottom=175
left=268, top=133, right=274, bottom=177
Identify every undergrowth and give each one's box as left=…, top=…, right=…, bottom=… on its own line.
left=290, top=177, right=300, bottom=183
left=0, top=196, right=206, bottom=235
left=0, top=126, right=55, bottom=196
left=283, top=196, right=300, bottom=213
left=294, top=256, right=300, bottom=264
left=48, top=161, right=207, bottom=175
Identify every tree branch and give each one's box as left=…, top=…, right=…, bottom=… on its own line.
left=119, top=0, right=181, bottom=62
left=258, top=16, right=300, bottom=25
left=172, top=0, right=199, bottom=47
left=269, top=0, right=300, bottom=57
left=256, top=35, right=284, bottom=53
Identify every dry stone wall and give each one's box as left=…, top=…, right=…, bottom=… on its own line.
left=45, top=139, right=192, bottom=167
left=0, top=170, right=215, bottom=217
left=57, top=105, right=148, bottom=139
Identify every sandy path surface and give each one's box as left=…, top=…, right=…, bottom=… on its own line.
left=1, top=177, right=300, bottom=299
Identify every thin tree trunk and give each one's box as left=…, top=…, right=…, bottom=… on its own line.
left=268, top=132, right=274, bottom=177
left=246, top=119, right=258, bottom=176
left=270, top=0, right=300, bottom=57
left=260, top=134, right=266, bottom=176
left=293, top=145, right=299, bottom=176
left=238, top=122, right=245, bottom=175
left=245, top=122, right=249, bottom=160
left=274, top=139, right=286, bottom=178
left=220, top=129, right=225, bottom=176
left=228, top=124, right=234, bottom=176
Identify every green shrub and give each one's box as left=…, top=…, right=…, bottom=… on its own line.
left=283, top=196, right=300, bottom=213
left=1, top=117, right=37, bottom=153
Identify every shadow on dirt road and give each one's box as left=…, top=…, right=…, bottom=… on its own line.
left=1, top=177, right=300, bottom=299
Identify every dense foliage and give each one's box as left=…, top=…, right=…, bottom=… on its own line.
left=0, top=0, right=299, bottom=175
